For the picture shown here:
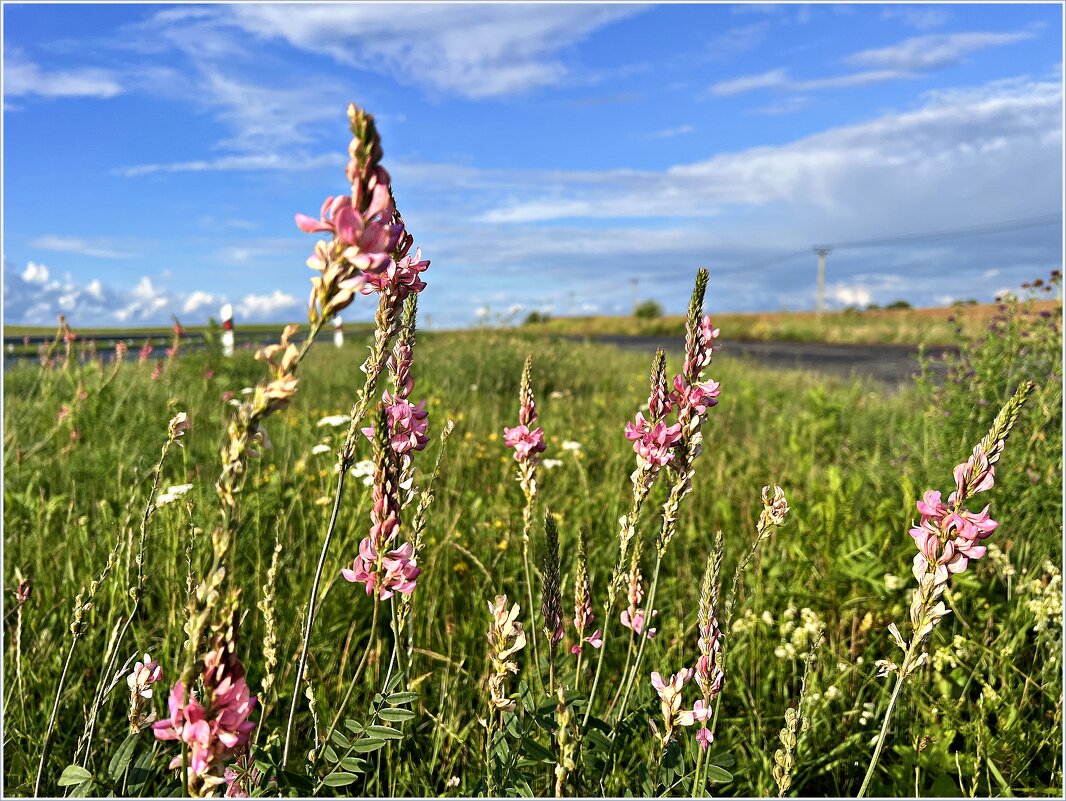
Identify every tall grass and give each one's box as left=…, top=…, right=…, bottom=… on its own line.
left=2, top=103, right=1061, bottom=798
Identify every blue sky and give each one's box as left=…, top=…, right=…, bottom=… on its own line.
left=3, top=2, right=1063, bottom=328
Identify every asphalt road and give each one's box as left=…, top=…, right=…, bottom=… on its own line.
left=579, top=335, right=956, bottom=385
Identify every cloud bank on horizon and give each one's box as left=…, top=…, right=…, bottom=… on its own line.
left=3, top=2, right=1062, bottom=328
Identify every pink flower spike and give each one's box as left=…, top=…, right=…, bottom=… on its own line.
left=503, top=424, right=546, bottom=462
left=695, top=726, right=713, bottom=750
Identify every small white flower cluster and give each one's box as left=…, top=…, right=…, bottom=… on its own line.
left=1017, top=560, right=1063, bottom=633
left=351, top=459, right=376, bottom=487
left=731, top=608, right=777, bottom=636
left=316, top=414, right=351, bottom=428
left=883, top=573, right=905, bottom=591
left=156, top=483, right=193, bottom=507
left=857, top=700, right=876, bottom=727
left=541, top=459, right=564, bottom=470
left=931, top=634, right=971, bottom=673
left=984, top=543, right=1016, bottom=581
left=774, top=605, right=825, bottom=660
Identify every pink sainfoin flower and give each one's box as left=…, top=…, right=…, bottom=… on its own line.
left=362, top=393, right=430, bottom=455
left=504, top=424, right=547, bottom=462
left=152, top=650, right=256, bottom=789
left=343, top=405, right=421, bottom=598
left=57, top=404, right=71, bottom=423
left=150, top=360, right=164, bottom=381
left=138, top=341, right=152, bottom=364
left=297, top=105, right=410, bottom=321
left=672, top=375, right=720, bottom=416
left=342, top=539, right=420, bottom=599
left=362, top=248, right=429, bottom=300
left=571, top=531, right=602, bottom=655
left=909, top=461, right=1000, bottom=586
left=128, top=653, right=163, bottom=733
left=620, top=608, right=658, bottom=639
left=650, top=669, right=696, bottom=747
left=624, top=413, right=682, bottom=469
left=296, top=191, right=398, bottom=273
left=700, top=315, right=720, bottom=352
left=223, top=753, right=261, bottom=798
left=505, top=357, right=546, bottom=463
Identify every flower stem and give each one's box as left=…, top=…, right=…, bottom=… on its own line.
left=34, top=637, right=78, bottom=797
left=858, top=654, right=910, bottom=798
left=282, top=468, right=348, bottom=767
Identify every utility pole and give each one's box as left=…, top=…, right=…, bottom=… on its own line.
left=813, top=246, right=832, bottom=315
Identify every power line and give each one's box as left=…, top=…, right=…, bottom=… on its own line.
left=815, top=213, right=1062, bottom=251
left=730, top=212, right=1062, bottom=273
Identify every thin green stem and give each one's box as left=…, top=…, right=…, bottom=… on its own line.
left=34, top=637, right=79, bottom=797
left=323, top=593, right=381, bottom=751
left=858, top=654, right=911, bottom=798
left=282, top=468, right=347, bottom=767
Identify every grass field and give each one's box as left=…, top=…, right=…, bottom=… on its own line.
left=522, top=299, right=1061, bottom=346
left=3, top=278, right=1061, bottom=797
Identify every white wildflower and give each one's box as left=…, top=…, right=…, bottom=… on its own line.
left=316, top=414, right=351, bottom=428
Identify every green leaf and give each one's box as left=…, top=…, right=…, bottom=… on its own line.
left=279, top=770, right=315, bottom=795
left=351, top=737, right=387, bottom=754
left=322, top=771, right=359, bottom=787
left=329, top=729, right=351, bottom=750
left=339, top=757, right=366, bottom=773
left=344, top=719, right=364, bottom=735
left=127, top=751, right=154, bottom=795
left=322, top=745, right=339, bottom=764
left=709, top=752, right=736, bottom=768
left=71, top=779, right=98, bottom=797
left=519, top=738, right=555, bottom=763
left=377, top=707, right=415, bottom=723
left=585, top=728, right=611, bottom=752
left=58, top=765, right=93, bottom=787
left=107, top=732, right=140, bottom=782
left=366, top=725, right=403, bottom=740
left=387, top=691, right=419, bottom=705
left=705, top=765, right=733, bottom=784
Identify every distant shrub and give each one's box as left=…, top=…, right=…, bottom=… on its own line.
left=634, top=299, right=663, bottom=320
left=885, top=300, right=912, bottom=310
left=523, top=311, right=549, bottom=325
left=865, top=303, right=881, bottom=311
left=953, top=298, right=978, bottom=306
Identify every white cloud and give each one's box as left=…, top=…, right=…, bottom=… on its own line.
left=711, top=69, right=788, bottom=96
left=847, top=31, right=1033, bottom=72
left=712, top=30, right=1034, bottom=98
left=237, top=290, right=300, bottom=320
left=4, top=52, right=123, bottom=99
left=474, top=77, right=1062, bottom=226
left=30, top=235, right=135, bottom=259
left=881, top=8, right=949, bottom=31
left=650, top=124, right=696, bottom=139
left=22, top=262, right=50, bottom=284
left=118, top=150, right=341, bottom=177
left=831, top=284, right=872, bottom=307
left=222, top=4, right=641, bottom=99
left=183, top=291, right=220, bottom=315
left=114, top=277, right=170, bottom=322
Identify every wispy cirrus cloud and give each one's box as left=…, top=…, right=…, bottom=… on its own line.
left=117, top=152, right=341, bottom=177
left=847, top=31, right=1034, bottom=71
left=4, top=51, right=123, bottom=98
left=30, top=234, right=136, bottom=259
left=220, top=4, right=644, bottom=99
left=712, top=29, right=1034, bottom=97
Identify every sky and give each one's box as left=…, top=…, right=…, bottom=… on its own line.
left=3, top=2, right=1063, bottom=328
